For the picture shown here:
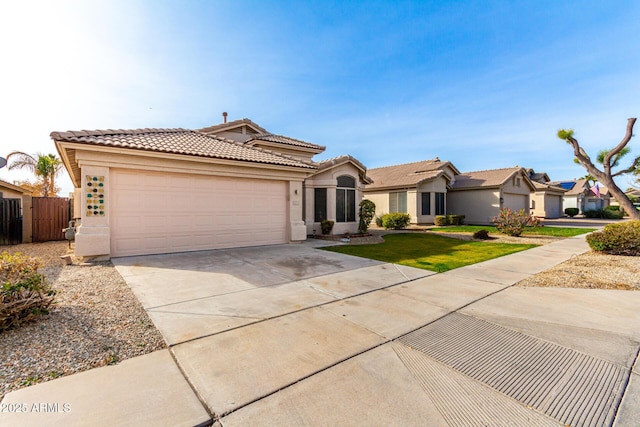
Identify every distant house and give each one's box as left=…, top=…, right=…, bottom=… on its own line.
left=549, top=179, right=610, bottom=214
left=527, top=169, right=566, bottom=219
left=447, top=167, right=536, bottom=225
left=363, top=158, right=460, bottom=224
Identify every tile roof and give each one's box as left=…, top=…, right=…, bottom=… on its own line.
left=451, top=166, right=525, bottom=189
left=548, top=179, right=588, bottom=196
left=365, top=159, right=457, bottom=190
left=246, top=133, right=326, bottom=151
left=199, top=118, right=268, bottom=135
left=315, top=155, right=373, bottom=184
left=50, top=128, right=315, bottom=169
left=532, top=181, right=567, bottom=192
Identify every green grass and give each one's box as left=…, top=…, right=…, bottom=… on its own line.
left=431, top=225, right=595, bottom=237
left=322, top=233, right=537, bottom=272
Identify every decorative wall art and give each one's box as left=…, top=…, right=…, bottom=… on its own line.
left=86, top=175, right=105, bottom=216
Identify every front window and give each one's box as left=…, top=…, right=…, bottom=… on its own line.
left=421, top=192, right=431, bottom=215
left=435, top=192, right=445, bottom=215
left=336, top=176, right=356, bottom=222
left=314, top=188, right=327, bottom=222
left=389, top=191, right=407, bottom=213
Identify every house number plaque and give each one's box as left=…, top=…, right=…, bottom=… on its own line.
left=86, top=175, right=105, bottom=216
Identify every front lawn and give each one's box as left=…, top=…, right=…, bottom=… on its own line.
left=321, top=233, right=537, bottom=272
left=431, top=225, right=595, bottom=237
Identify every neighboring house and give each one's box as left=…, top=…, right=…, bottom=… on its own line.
left=527, top=169, right=566, bottom=219
left=52, top=119, right=369, bottom=258
left=549, top=179, right=610, bottom=214
left=363, top=158, right=460, bottom=224
left=447, top=167, right=536, bottom=225
left=530, top=181, right=566, bottom=218
left=0, top=179, right=33, bottom=243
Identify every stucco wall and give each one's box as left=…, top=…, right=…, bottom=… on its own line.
left=531, top=192, right=563, bottom=218
left=415, top=177, right=449, bottom=224
left=447, top=189, right=500, bottom=225
left=304, top=163, right=364, bottom=235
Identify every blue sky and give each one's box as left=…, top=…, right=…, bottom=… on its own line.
left=1, top=0, right=639, bottom=195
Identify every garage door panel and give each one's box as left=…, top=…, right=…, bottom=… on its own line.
left=110, top=170, right=288, bottom=256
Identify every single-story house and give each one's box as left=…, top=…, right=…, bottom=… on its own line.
left=447, top=167, right=536, bottom=225
left=549, top=179, right=610, bottom=214
left=363, top=158, right=460, bottom=224
left=526, top=169, right=566, bottom=219
left=0, top=179, right=33, bottom=243
left=53, top=118, right=369, bottom=258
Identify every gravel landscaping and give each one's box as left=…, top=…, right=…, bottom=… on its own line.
left=0, top=241, right=166, bottom=401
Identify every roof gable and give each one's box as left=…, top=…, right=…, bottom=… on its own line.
left=199, top=118, right=267, bottom=136
left=451, top=166, right=536, bottom=191
left=0, top=179, right=30, bottom=194
left=314, top=155, right=372, bottom=184
left=365, top=159, right=459, bottom=190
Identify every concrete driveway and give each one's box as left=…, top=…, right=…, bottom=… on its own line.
left=2, top=236, right=639, bottom=426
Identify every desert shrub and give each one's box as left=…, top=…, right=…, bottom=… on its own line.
left=586, top=220, right=640, bottom=255
left=492, top=208, right=541, bottom=237
left=473, top=229, right=491, bottom=240
left=358, top=199, right=376, bottom=233
left=320, top=219, right=334, bottom=235
left=381, top=213, right=411, bottom=230
left=1, top=252, right=56, bottom=332
left=585, top=208, right=624, bottom=219
left=434, top=215, right=448, bottom=226
left=564, top=208, right=579, bottom=217
left=446, top=214, right=465, bottom=225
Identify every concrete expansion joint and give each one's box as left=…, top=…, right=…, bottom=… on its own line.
left=613, top=345, right=640, bottom=424
left=168, top=347, right=216, bottom=424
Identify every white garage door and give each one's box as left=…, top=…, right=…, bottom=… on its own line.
left=502, top=193, right=528, bottom=212
left=110, top=170, right=288, bottom=257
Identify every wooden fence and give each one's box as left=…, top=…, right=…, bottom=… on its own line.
left=32, top=197, right=70, bottom=242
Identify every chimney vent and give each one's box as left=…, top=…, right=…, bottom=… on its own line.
left=222, top=112, right=228, bottom=123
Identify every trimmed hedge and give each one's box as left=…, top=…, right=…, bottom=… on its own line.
left=564, top=208, right=579, bottom=217
left=321, top=219, right=334, bottom=235
left=473, top=229, right=491, bottom=240
left=446, top=214, right=465, bottom=225
left=586, top=220, right=640, bottom=255
left=584, top=209, right=624, bottom=219
left=381, top=213, right=411, bottom=230
left=434, top=215, right=447, bottom=226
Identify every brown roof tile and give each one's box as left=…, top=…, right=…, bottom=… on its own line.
left=451, top=166, right=525, bottom=189
left=50, top=128, right=315, bottom=169
left=247, top=133, right=325, bottom=151
left=199, top=118, right=268, bottom=135
left=365, top=159, right=457, bottom=190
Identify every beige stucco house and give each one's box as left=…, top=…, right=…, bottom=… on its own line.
left=53, top=118, right=369, bottom=258
left=549, top=179, right=610, bottom=214
left=363, top=159, right=460, bottom=224
left=527, top=169, right=566, bottom=219
left=447, top=167, right=536, bottom=225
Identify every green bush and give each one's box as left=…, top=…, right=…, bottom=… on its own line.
left=473, top=229, right=491, bottom=240
left=381, top=213, right=411, bottom=230
left=320, top=219, right=334, bottom=235
left=585, top=209, right=624, bottom=219
left=605, top=205, right=626, bottom=218
left=445, top=214, right=465, bottom=225
left=586, top=220, right=640, bottom=255
left=375, top=215, right=384, bottom=228
left=434, top=215, right=448, bottom=226
left=492, top=208, right=541, bottom=237
left=564, top=208, right=579, bottom=217
left=358, top=199, right=376, bottom=233
left=1, top=252, right=56, bottom=332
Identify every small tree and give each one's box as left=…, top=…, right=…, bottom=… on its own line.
left=557, top=118, right=640, bottom=220
left=358, top=199, right=376, bottom=233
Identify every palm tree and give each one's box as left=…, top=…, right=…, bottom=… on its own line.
left=6, top=152, right=63, bottom=197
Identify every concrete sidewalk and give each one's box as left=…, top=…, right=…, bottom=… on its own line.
left=2, top=235, right=639, bottom=426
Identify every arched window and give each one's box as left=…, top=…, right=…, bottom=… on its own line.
left=336, top=175, right=356, bottom=222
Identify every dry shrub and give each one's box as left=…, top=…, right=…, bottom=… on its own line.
left=1, top=252, right=56, bottom=331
